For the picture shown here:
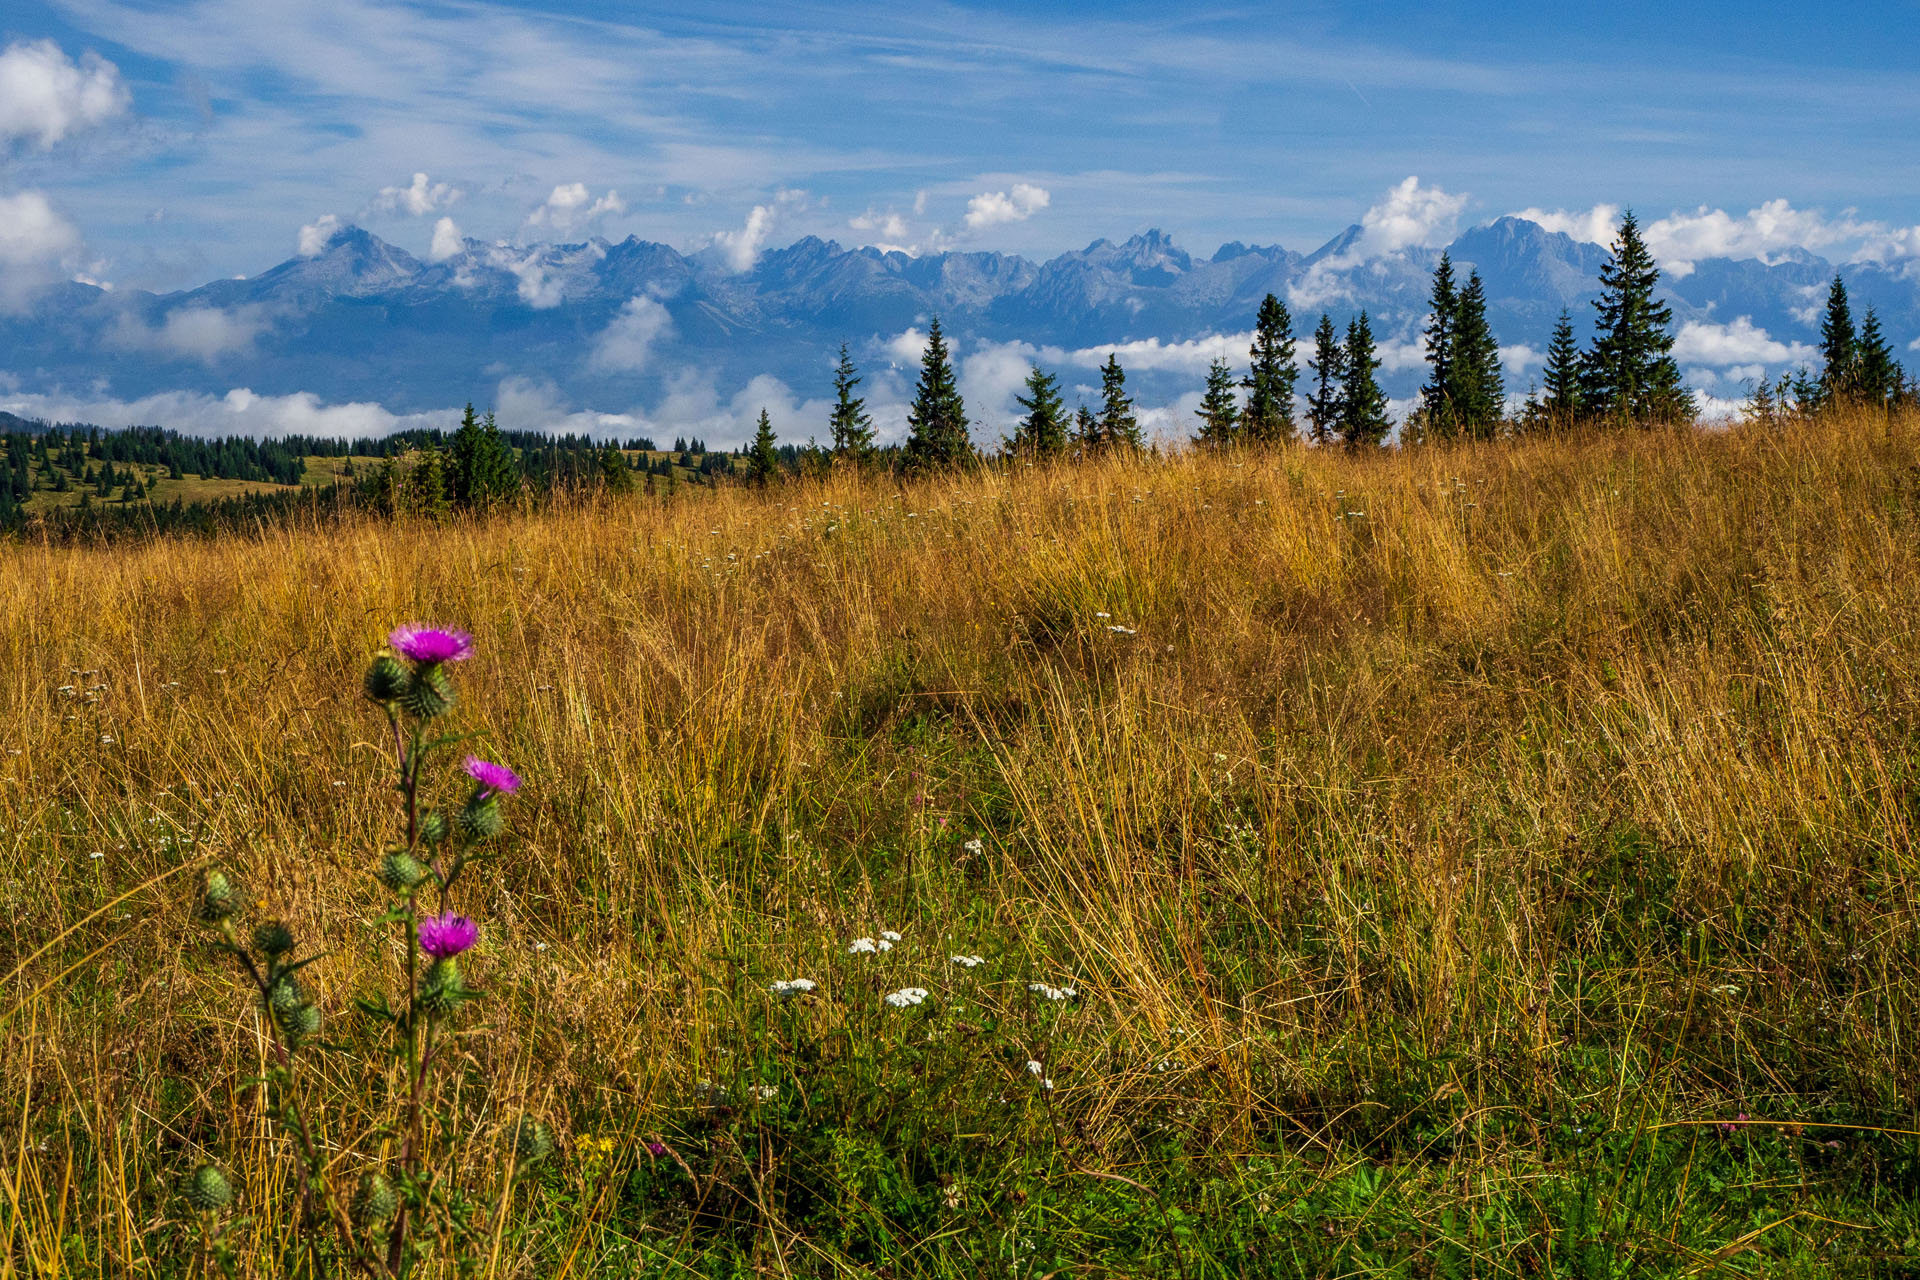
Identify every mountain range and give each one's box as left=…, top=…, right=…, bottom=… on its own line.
left=3, top=216, right=1916, bottom=440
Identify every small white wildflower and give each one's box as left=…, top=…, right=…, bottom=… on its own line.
left=884, top=987, right=930, bottom=1008
left=749, top=1084, right=779, bottom=1101
left=1028, top=983, right=1075, bottom=1001
left=880, top=929, right=902, bottom=943
left=89, top=851, right=104, bottom=860
left=963, top=838, right=983, bottom=854
left=1025, top=1062, right=1055, bottom=1090
left=1106, top=625, right=1135, bottom=635
left=1026, top=1060, right=1043, bottom=1076
left=950, top=954, right=984, bottom=968
left=768, top=978, right=817, bottom=996
left=1094, top=611, right=1111, bottom=618
left=849, top=937, right=878, bottom=954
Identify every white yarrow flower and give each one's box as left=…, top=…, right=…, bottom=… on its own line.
left=884, top=987, right=930, bottom=1008
left=880, top=930, right=902, bottom=942
left=849, top=937, right=878, bottom=954
left=768, top=978, right=817, bottom=996
left=950, top=954, right=984, bottom=968
left=1028, top=983, right=1076, bottom=1001
left=963, top=838, right=983, bottom=854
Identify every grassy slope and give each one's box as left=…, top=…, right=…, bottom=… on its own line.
left=3, top=412, right=1919, bottom=1276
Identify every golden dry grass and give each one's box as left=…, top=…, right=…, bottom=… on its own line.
left=3, top=409, right=1919, bottom=1275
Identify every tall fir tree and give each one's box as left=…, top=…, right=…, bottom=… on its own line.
left=747, top=409, right=780, bottom=487
left=1241, top=293, right=1298, bottom=444
left=1449, top=270, right=1505, bottom=438
left=1541, top=310, right=1582, bottom=428
left=1339, top=312, right=1391, bottom=450
left=1420, top=253, right=1459, bottom=438
left=902, top=317, right=972, bottom=472
left=1856, top=307, right=1901, bottom=408
left=827, top=343, right=875, bottom=463
left=1011, top=365, right=1069, bottom=458
left=1195, top=358, right=1240, bottom=448
left=1097, top=353, right=1143, bottom=451
left=448, top=407, right=519, bottom=511
left=1579, top=210, right=1692, bottom=425
left=1305, top=313, right=1345, bottom=445
left=1817, top=275, right=1859, bottom=405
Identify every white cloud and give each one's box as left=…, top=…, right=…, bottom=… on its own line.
left=1509, top=203, right=1622, bottom=247
left=1057, top=332, right=1251, bottom=376
left=589, top=295, right=674, bottom=371
left=1356, top=176, right=1468, bottom=258
left=374, top=171, right=460, bottom=216
left=297, top=213, right=341, bottom=256
left=884, top=327, right=929, bottom=366
left=110, top=304, right=273, bottom=362
left=427, top=215, right=464, bottom=262
left=1514, top=198, right=1920, bottom=278
left=849, top=208, right=912, bottom=243
left=712, top=190, right=806, bottom=272
left=505, top=252, right=563, bottom=308
left=0, top=39, right=130, bottom=150
left=0, top=385, right=454, bottom=439
left=963, top=183, right=1050, bottom=231
left=0, top=190, right=85, bottom=310
left=525, top=182, right=625, bottom=235
left=1373, top=337, right=1428, bottom=374
left=1500, top=344, right=1541, bottom=374
left=959, top=340, right=1042, bottom=426
left=1671, top=317, right=1816, bottom=367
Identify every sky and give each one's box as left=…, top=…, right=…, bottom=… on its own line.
left=5, top=0, right=1920, bottom=293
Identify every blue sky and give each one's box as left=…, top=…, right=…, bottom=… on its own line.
left=5, top=0, right=1919, bottom=292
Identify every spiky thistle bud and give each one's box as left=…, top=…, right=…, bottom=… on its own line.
left=198, top=870, right=238, bottom=922
left=504, top=1116, right=554, bottom=1164
left=399, top=665, right=455, bottom=721
left=418, top=811, right=448, bottom=846
left=363, top=655, right=406, bottom=704
left=418, top=957, right=466, bottom=1015
left=351, top=1172, right=397, bottom=1226
left=286, top=1002, right=322, bottom=1046
left=376, top=850, right=429, bottom=891
left=181, top=1164, right=233, bottom=1212
left=459, top=794, right=503, bottom=840
left=252, top=920, right=294, bottom=958
left=267, top=975, right=306, bottom=1021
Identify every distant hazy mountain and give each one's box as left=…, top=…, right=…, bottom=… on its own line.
left=2, top=214, right=1914, bottom=437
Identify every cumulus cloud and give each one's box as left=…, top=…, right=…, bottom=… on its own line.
left=525, top=182, right=626, bottom=235
left=884, top=327, right=929, bottom=367
left=505, top=252, right=563, bottom=308
left=589, top=295, right=674, bottom=371
left=850, top=209, right=911, bottom=242
left=1355, top=176, right=1468, bottom=258
left=297, top=213, right=341, bottom=257
left=963, top=183, right=1050, bottom=231
left=0, top=39, right=130, bottom=150
left=713, top=190, right=806, bottom=272
left=1057, top=332, right=1251, bottom=376
left=1512, top=198, right=1920, bottom=278
left=0, top=385, right=455, bottom=439
left=427, top=216, right=464, bottom=262
left=1500, top=344, right=1541, bottom=374
left=1671, top=317, right=1817, bottom=367
left=374, top=171, right=460, bottom=217
left=110, top=304, right=273, bottom=362
left=1372, top=337, right=1429, bottom=375
left=0, top=189, right=85, bottom=310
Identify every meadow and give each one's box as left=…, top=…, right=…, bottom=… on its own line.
left=4, top=409, right=1919, bottom=1277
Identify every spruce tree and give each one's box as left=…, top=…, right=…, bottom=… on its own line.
left=1579, top=210, right=1692, bottom=425
left=1541, top=310, right=1582, bottom=428
left=1241, top=293, right=1298, bottom=444
left=1071, top=405, right=1100, bottom=455
left=902, top=317, right=972, bottom=472
left=449, top=408, right=520, bottom=511
left=1097, top=353, right=1143, bottom=451
left=1195, top=358, right=1240, bottom=448
left=827, top=343, right=875, bottom=463
left=1450, top=270, right=1504, bottom=438
left=1339, top=312, right=1391, bottom=450
left=1305, top=313, right=1345, bottom=445
left=1011, top=365, right=1068, bottom=458
left=1856, top=307, right=1900, bottom=408
left=1817, top=275, right=1859, bottom=406
left=1420, top=253, right=1459, bottom=438
left=747, top=409, right=780, bottom=487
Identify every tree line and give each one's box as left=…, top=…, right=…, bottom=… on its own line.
left=740, top=209, right=1913, bottom=476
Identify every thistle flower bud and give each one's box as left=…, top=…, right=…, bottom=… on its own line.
left=181, top=1164, right=233, bottom=1212
left=351, top=1172, right=397, bottom=1226
left=376, top=851, right=429, bottom=891
left=418, top=811, right=448, bottom=846
left=399, top=665, right=455, bottom=721
left=419, top=956, right=467, bottom=1015
left=459, top=794, right=503, bottom=840
left=252, top=920, right=295, bottom=958
left=267, top=975, right=306, bottom=1020
left=287, top=1002, right=322, bottom=1045
left=198, top=870, right=238, bottom=922
left=504, top=1116, right=554, bottom=1164
left=363, top=654, right=407, bottom=704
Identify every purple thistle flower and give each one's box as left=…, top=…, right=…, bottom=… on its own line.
left=463, top=756, right=523, bottom=797
left=645, top=1141, right=668, bottom=1159
left=389, top=625, right=474, bottom=665
left=418, top=912, right=479, bottom=959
